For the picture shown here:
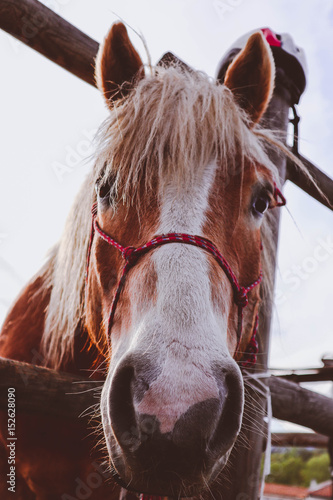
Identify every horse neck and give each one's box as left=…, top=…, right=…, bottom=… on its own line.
left=0, top=258, right=104, bottom=378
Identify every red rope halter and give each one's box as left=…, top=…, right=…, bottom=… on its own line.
left=86, top=203, right=270, bottom=366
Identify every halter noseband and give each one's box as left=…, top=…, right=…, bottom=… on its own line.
left=86, top=197, right=288, bottom=367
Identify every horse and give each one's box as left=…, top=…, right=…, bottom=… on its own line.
left=0, top=21, right=287, bottom=499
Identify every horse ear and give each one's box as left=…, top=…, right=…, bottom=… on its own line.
left=224, top=32, right=275, bottom=126
left=95, top=22, right=144, bottom=107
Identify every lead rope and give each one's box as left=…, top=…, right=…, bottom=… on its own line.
left=240, top=313, right=259, bottom=367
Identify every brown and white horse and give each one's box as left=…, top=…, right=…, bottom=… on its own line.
left=0, top=22, right=284, bottom=499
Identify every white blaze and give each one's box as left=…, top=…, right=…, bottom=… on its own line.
left=136, top=163, right=232, bottom=433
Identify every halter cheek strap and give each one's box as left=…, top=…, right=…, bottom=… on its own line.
left=86, top=203, right=264, bottom=366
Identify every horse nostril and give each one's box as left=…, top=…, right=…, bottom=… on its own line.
left=109, top=365, right=138, bottom=450
left=108, top=358, right=161, bottom=453
left=208, top=368, right=244, bottom=457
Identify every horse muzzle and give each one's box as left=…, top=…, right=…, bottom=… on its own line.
left=101, top=354, right=244, bottom=497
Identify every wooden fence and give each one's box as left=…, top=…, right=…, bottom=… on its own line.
left=0, top=357, right=332, bottom=436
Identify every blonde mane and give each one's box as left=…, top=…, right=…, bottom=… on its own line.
left=41, top=65, right=287, bottom=369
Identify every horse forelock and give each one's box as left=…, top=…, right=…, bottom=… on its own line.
left=94, top=66, right=277, bottom=204
left=42, top=65, right=281, bottom=369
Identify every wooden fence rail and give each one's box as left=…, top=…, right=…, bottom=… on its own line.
left=1, top=357, right=333, bottom=437
left=287, top=155, right=333, bottom=211
left=266, top=376, right=333, bottom=437
left=0, top=357, right=101, bottom=418
left=271, top=432, right=328, bottom=448
left=0, top=0, right=99, bottom=86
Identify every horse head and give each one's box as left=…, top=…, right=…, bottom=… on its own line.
left=85, top=22, right=279, bottom=497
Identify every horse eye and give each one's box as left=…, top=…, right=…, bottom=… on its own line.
left=95, top=180, right=111, bottom=202
left=253, top=195, right=270, bottom=216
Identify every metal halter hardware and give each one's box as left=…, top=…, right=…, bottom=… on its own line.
left=85, top=202, right=272, bottom=366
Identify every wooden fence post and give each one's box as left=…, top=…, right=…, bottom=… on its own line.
left=214, top=30, right=307, bottom=499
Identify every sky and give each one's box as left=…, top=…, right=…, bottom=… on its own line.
left=0, top=0, right=332, bottom=415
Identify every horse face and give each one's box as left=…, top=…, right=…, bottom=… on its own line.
left=86, top=23, right=275, bottom=497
